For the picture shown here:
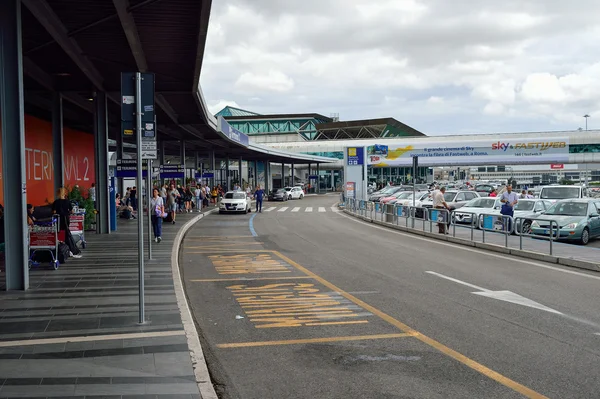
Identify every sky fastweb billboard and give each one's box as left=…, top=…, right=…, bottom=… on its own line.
left=0, top=115, right=96, bottom=206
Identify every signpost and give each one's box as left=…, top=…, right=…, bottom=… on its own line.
left=121, top=71, right=155, bottom=324
left=412, top=156, right=418, bottom=207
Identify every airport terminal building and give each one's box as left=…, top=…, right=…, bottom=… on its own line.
left=217, top=106, right=600, bottom=189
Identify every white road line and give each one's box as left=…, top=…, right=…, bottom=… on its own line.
left=0, top=330, right=185, bottom=348
left=318, top=207, right=326, bottom=212
left=425, top=271, right=490, bottom=292
left=278, top=207, right=289, bottom=212
left=291, top=207, right=301, bottom=212
left=331, top=207, right=339, bottom=213
left=305, top=207, right=313, bottom=212
left=338, top=211, right=600, bottom=282
left=264, top=207, right=276, bottom=212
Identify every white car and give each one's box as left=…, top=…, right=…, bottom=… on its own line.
left=488, top=198, right=553, bottom=234
left=421, top=190, right=480, bottom=209
left=219, top=191, right=252, bottom=214
left=452, top=197, right=501, bottom=227
left=395, top=192, right=430, bottom=207
left=284, top=186, right=304, bottom=200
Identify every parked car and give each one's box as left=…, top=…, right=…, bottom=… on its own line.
left=474, top=184, right=495, bottom=197
left=488, top=198, right=553, bottom=234
left=422, top=190, right=480, bottom=210
left=530, top=199, right=600, bottom=245
left=394, top=192, right=430, bottom=207
left=452, top=197, right=501, bottom=227
left=381, top=191, right=413, bottom=204
left=219, top=191, right=252, bottom=214
left=369, top=186, right=404, bottom=202
left=284, top=186, right=304, bottom=200
left=539, top=185, right=590, bottom=202
left=269, top=188, right=289, bottom=201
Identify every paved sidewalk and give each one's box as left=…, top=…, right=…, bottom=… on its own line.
left=0, top=209, right=212, bottom=398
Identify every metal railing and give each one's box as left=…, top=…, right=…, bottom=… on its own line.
left=450, top=211, right=478, bottom=240
left=479, top=213, right=514, bottom=247
left=514, top=217, right=560, bottom=255
left=342, top=200, right=566, bottom=258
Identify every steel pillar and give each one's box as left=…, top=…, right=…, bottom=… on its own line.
left=239, top=157, right=243, bottom=187
left=180, top=140, right=186, bottom=177
left=52, top=93, right=64, bottom=193
left=94, top=91, right=109, bottom=234
left=225, top=157, right=230, bottom=190
left=209, top=150, right=215, bottom=188
left=116, top=124, right=124, bottom=195
left=317, top=163, right=320, bottom=194
left=0, top=0, right=28, bottom=290
left=254, top=160, right=258, bottom=188
left=291, top=162, right=294, bottom=185
left=265, top=161, right=270, bottom=193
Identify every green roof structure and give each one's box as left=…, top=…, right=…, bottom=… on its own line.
left=215, top=106, right=260, bottom=117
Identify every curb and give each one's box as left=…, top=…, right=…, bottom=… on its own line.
left=345, top=210, right=600, bottom=273
left=171, top=209, right=219, bottom=399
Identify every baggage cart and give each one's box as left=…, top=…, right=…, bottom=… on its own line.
left=69, top=210, right=86, bottom=249
left=29, top=215, right=60, bottom=270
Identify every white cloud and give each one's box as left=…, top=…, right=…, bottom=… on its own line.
left=207, top=99, right=240, bottom=116
left=201, top=0, right=600, bottom=134
left=234, top=70, right=295, bottom=93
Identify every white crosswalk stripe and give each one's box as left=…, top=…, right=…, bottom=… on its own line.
left=291, top=207, right=301, bottom=212
left=278, top=207, right=289, bottom=212
left=264, top=207, right=276, bottom=212
left=318, top=207, right=326, bottom=212
left=305, top=207, right=313, bottom=212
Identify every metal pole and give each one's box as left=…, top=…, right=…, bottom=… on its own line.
left=52, top=93, right=64, bottom=193
left=147, top=159, right=153, bottom=260
left=135, top=72, right=145, bottom=323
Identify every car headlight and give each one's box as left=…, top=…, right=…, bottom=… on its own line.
left=563, top=223, right=578, bottom=229
left=531, top=221, right=539, bottom=228
left=219, top=203, right=225, bottom=208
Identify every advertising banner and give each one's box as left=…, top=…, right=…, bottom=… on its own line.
left=256, top=161, right=265, bottom=188
left=345, top=182, right=355, bottom=198
left=366, top=137, right=569, bottom=166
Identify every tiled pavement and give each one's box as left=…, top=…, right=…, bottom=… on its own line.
left=0, top=210, right=212, bottom=398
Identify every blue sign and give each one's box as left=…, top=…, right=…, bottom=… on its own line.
left=159, top=164, right=184, bottom=179
left=115, top=159, right=148, bottom=178
left=202, top=173, right=214, bottom=178
left=347, top=147, right=364, bottom=166
left=218, top=117, right=249, bottom=147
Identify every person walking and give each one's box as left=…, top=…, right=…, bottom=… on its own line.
left=89, top=183, right=96, bottom=210
left=150, top=188, right=164, bottom=243
left=433, top=187, right=450, bottom=234
left=254, top=185, right=265, bottom=213
left=500, top=184, right=519, bottom=232
left=519, top=189, right=527, bottom=199
left=167, top=184, right=180, bottom=224
left=130, top=186, right=138, bottom=211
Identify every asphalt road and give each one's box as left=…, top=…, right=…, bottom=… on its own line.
left=180, top=195, right=600, bottom=399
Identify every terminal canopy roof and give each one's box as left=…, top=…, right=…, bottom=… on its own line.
left=20, top=0, right=334, bottom=164
left=314, top=118, right=426, bottom=140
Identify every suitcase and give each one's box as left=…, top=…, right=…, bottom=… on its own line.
left=57, top=243, right=70, bottom=264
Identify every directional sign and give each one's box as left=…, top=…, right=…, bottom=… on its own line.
left=425, top=271, right=562, bottom=315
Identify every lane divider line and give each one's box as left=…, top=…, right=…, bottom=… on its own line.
left=272, top=250, right=549, bottom=399
left=216, top=333, right=414, bottom=348
left=249, top=213, right=258, bottom=237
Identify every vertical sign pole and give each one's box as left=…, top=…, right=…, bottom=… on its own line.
left=412, top=156, right=418, bottom=207
left=135, top=72, right=145, bottom=324
left=147, top=159, right=153, bottom=260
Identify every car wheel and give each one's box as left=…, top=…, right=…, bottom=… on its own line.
left=521, top=221, right=532, bottom=235
left=289, top=195, right=292, bottom=200
left=299, top=194, right=303, bottom=199
left=580, top=227, right=590, bottom=245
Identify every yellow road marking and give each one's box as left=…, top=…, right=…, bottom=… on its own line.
left=187, top=242, right=264, bottom=249
left=216, top=333, right=413, bottom=348
left=272, top=250, right=549, bottom=399
left=191, top=276, right=313, bottom=282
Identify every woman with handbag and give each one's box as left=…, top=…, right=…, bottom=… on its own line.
left=150, top=187, right=165, bottom=243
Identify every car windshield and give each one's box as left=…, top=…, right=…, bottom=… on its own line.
left=464, top=198, right=496, bottom=208
left=444, top=192, right=457, bottom=201
left=284, top=187, right=292, bottom=191
left=276, top=189, right=286, bottom=194
left=545, top=201, right=588, bottom=216
left=540, top=187, right=580, bottom=199
left=476, top=185, right=492, bottom=192
left=395, top=192, right=412, bottom=199
left=514, top=201, right=535, bottom=211
left=225, top=192, right=246, bottom=199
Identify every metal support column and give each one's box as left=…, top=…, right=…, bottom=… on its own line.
left=209, top=150, right=215, bottom=188
left=291, top=162, right=294, bottom=185
left=159, top=140, right=166, bottom=165
left=94, top=91, right=110, bottom=234
left=52, top=93, right=64, bottom=193
left=254, top=160, right=258, bottom=188
left=135, top=72, right=145, bottom=323
left=265, top=160, right=270, bottom=193
left=195, top=151, right=200, bottom=181
left=116, top=124, right=124, bottom=195
left=239, top=156, right=243, bottom=188
left=317, top=163, right=320, bottom=194
left=226, top=157, right=230, bottom=190
left=180, top=141, right=186, bottom=180
left=0, top=0, right=28, bottom=290
left=146, top=159, right=152, bottom=260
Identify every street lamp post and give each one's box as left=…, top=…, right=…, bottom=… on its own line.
left=583, top=114, right=590, bottom=131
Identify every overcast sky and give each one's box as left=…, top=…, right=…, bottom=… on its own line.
left=200, top=1, right=600, bottom=136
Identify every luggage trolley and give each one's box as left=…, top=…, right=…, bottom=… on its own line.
left=69, top=209, right=86, bottom=249
left=29, top=215, right=60, bottom=270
